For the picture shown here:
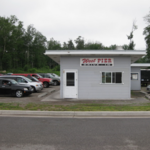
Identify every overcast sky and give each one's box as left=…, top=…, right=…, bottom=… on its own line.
left=0, top=0, right=150, bottom=50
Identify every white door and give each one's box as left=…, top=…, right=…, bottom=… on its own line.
left=63, top=70, right=78, bottom=98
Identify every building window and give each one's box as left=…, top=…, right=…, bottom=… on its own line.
left=131, top=73, right=138, bottom=80
left=102, top=72, right=122, bottom=83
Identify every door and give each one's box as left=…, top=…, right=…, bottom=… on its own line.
left=63, top=70, right=78, bottom=98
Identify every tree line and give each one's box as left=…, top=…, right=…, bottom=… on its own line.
left=0, top=11, right=150, bottom=71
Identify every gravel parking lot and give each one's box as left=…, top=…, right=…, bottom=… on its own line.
left=0, top=86, right=150, bottom=106
left=0, top=86, right=60, bottom=104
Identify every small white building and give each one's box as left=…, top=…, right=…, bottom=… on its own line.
left=45, top=50, right=148, bottom=100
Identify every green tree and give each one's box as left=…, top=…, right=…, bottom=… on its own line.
left=74, top=36, right=84, bottom=49
left=84, top=42, right=104, bottom=50
left=0, top=15, right=25, bottom=70
left=62, top=42, right=68, bottom=50
left=47, top=38, right=61, bottom=50
left=126, top=21, right=138, bottom=50
left=47, top=38, right=61, bottom=68
left=67, top=39, right=75, bottom=50
left=143, top=10, right=150, bottom=62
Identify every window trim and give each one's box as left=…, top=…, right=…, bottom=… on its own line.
left=100, top=71, right=124, bottom=84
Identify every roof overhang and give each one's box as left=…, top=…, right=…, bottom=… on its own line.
left=131, top=63, right=150, bottom=68
left=44, top=50, right=146, bottom=64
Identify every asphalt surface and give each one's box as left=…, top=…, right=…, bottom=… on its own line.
left=0, top=86, right=150, bottom=106
left=0, top=117, right=150, bottom=150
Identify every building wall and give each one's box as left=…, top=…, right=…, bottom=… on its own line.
left=60, top=56, right=131, bottom=99
left=131, top=67, right=141, bottom=90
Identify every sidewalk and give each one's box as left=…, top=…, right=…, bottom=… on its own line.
left=1, top=110, right=150, bottom=118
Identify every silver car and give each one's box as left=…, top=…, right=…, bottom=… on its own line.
left=0, top=75, right=43, bottom=92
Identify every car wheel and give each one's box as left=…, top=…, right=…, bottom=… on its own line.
left=43, top=82, right=49, bottom=88
left=54, top=81, right=58, bottom=86
left=16, top=90, right=23, bottom=98
left=31, top=86, right=36, bottom=92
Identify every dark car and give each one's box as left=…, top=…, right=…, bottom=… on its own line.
left=0, top=78, right=32, bottom=97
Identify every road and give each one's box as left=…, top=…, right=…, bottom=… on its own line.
left=0, top=117, right=150, bottom=150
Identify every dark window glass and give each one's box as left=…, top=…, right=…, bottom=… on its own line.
left=112, top=72, right=116, bottom=83
left=102, top=72, right=105, bottom=83
left=106, top=72, right=111, bottom=83
left=17, top=78, right=26, bottom=83
left=66, top=73, right=74, bottom=86
left=45, top=74, right=50, bottom=78
left=116, top=72, right=122, bottom=83
left=102, top=72, right=122, bottom=83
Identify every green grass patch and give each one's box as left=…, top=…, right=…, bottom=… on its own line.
left=0, top=103, right=23, bottom=110
left=1, top=103, right=150, bottom=111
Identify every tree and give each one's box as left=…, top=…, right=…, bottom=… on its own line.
left=67, top=39, right=75, bottom=50
left=84, top=42, right=104, bottom=50
left=62, top=42, right=68, bottom=50
left=47, top=38, right=61, bottom=50
left=143, top=10, right=150, bottom=62
left=0, top=15, right=25, bottom=70
left=74, top=36, right=84, bottom=49
left=47, top=38, right=61, bottom=68
left=126, top=20, right=138, bottom=50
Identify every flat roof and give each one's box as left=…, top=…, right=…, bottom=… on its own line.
left=131, top=63, right=150, bottom=68
left=44, top=50, right=146, bottom=64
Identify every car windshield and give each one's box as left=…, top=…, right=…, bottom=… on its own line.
left=37, top=74, right=43, bottom=78
left=11, top=80, right=18, bottom=84
left=52, top=73, right=59, bottom=78
left=32, top=77, right=39, bottom=81
left=49, top=74, right=55, bottom=77
left=22, top=76, right=32, bottom=82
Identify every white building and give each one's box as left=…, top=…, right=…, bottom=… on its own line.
left=45, top=50, right=148, bottom=100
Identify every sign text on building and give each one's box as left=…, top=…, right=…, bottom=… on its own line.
left=80, top=58, right=114, bottom=66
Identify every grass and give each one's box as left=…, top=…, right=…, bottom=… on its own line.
left=1, top=103, right=150, bottom=111
left=0, top=103, right=23, bottom=110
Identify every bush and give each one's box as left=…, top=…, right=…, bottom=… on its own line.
left=28, top=68, right=37, bottom=73
left=52, top=65, right=60, bottom=71
left=23, top=65, right=30, bottom=72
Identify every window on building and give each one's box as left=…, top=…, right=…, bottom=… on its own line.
left=131, top=73, right=138, bottom=80
left=102, top=72, right=122, bottom=83
left=66, top=72, right=75, bottom=86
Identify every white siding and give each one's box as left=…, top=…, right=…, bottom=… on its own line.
left=131, top=67, right=141, bottom=90
left=60, top=56, right=131, bottom=99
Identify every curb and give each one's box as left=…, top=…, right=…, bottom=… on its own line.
left=1, top=110, right=150, bottom=118
left=38, top=89, right=55, bottom=98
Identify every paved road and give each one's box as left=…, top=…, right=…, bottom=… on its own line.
left=0, top=117, right=150, bottom=150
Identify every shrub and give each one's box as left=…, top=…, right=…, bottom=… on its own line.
left=28, top=68, right=37, bottom=73
left=52, top=65, right=60, bottom=71
left=23, top=65, right=30, bottom=72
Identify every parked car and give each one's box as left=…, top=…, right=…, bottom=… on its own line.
left=38, top=73, right=60, bottom=86
left=0, top=75, right=43, bottom=92
left=51, top=73, right=60, bottom=79
left=25, top=75, right=43, bottom=86
left=6, top=73, right=13, bottom=75
left=141, top=69, right=150, bottom=86
left=11, top=73, right=53, bottom=88
left=0, top=78, right=32, bottom=97
left=147, top=85, right=150, bottom=92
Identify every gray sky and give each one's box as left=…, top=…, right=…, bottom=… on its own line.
left=0, top=0, right=150, bottom=49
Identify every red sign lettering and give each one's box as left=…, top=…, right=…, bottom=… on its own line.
left=82, top=59, right=96, bottom=64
